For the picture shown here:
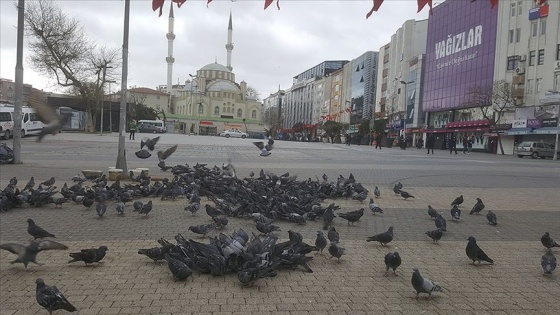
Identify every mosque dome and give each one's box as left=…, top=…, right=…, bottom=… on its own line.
left=200, top=62, right=231, bottom=72
left=207, top=81, right=239, bottom=92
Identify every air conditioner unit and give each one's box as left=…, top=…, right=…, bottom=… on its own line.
left=515, top=66, right=525, bottom=74
left=518, top=54, right=527, bottom=61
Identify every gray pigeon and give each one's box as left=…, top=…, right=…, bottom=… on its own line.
left=0, top=240, right=68, bottom=269
left=486, top=210, right=497, bottom=226
left=450, top=205, right=461, bottom=221
left=373, top=186, right=380, bottom=198
left=115, top=196, right=125, bottom=216
left=470, top=198, right=485, bottom=215
left=140, top=136, right=160, bottom=151
left=139, top=200, right=153, bottom=216
left=164, top=253, right=193, bottom=281
left=96, top=202, right=107, bottom=218
left=400, top=190, right=414, bottom=200
left=366, top=226, right=394, bottom=246
left=541, top=232, right=560, bottom=249
left=384, top=252, right=401, bottom=275
left=411, top=268, right=443, bottom=299
left=427, top=205, right=438, bottom=219
left=369, top=198, right=383, bottom=214
left=315, top=231, right=327, bottom=255
left=238, top=266, right=277, bottom=286
left=27, top=219, right=56, bottom=239
left=189, top=224, right=214, bottom=237
left=68, top=246, right=108, bottom=265
left=157, top=144, right=178, bottom=161
left=132, top=201, right=143, bottom=212
left=135, top=149, right=152, bottom=159
left=327, top=227, right=339, bottom=243
left=35, top=278, right=77, bottom=314
left=541, top=249, right=557, bottom=275
left=328, top=242, right=346, bottom=260
left=451, top=194, right=463, bottom=206
left=253, top=141, right=272, bottom=156
left=425, top=229, right=443, bottom=244
left=466, top=236, right=494, bottom=264
left=435, top=213, right=447, bottom=232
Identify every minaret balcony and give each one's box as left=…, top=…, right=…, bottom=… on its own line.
left=166, top=33, right=175, bottom=40
left=225, top=43, right=234, bottom=50
left=166, top=57, right=175, bottom=63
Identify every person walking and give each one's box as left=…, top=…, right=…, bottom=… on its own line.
left=426, top=134, right=435, bottom=154
left=375, top=133, right=383, bottom=149
left=467, top=136, right=473, bottom=154
left=449, top=135, right=458, bottom=154
left=345, top=133, right=352, bottom=146
left=128, top=120, right=137, bottom=140
left=462, top=136, right=468, bottom=154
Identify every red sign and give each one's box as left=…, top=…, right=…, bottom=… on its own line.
left=200, top=121, right=213, bottom=126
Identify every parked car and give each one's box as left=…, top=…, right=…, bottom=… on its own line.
left=137, top=123, right=166, bottom=134
left=220, top=129, right=248, bottom=138
left=516, top=141, right=559, bottom=159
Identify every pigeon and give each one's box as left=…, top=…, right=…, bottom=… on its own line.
left=328, top=242, right=346, bottom=260
left=53, top=198, right=66, bottom=208
left=212, top=216, right=228, bottom=230
left=9, top=176, right=18, bottom=186
left=115, top=196, right=125, bottom=216
left=135, top=149, right=152, bottom=159
left=68, top=246, right=108, bottom=265
left=164, top=253, right=193, bottom=281
left=140, top=136, right=160, bottom=151
left=253, top=141, right=273, bottom=156
left=393, top=184, right=401, bottom=195
left=327, top=227, right=339, bottom=243
left=158, top=160, right=173, bottom=171
left=238, top=266, right=277, bottom=286
left=450, top=205, right=461, bottom=221
left=337, top=208, right=364, bottom=225
left=184, top=197, right=201, bottom=215
left=24, top=176, right=35, bottom=190
left=425, top=229, right=443, bottom=244
left=315, top=231, right=327, bottom=254
left=411, top=268, right=443, bottom=299
left=322, top=206, right=335, bottom=230
left=96, top=202, right=107, bottom=218
left=435, top=213, right=447, bottom=232
left=451, top=194, right=464, bottom=206
left=0, top=240, right=68, bottom=269
left=82, top=197, right=94, bottom=209
left=466, top=236, right=494, bottom=265
left=41, top=177, right=56, bottom=187
left=157, top=144, right=178, bottom=161
left=256, top=222, right=280, bottom=235
left=384, top=252, right=401, bottom=275
left=541, top=232, right=560, bottom=249
left=400, top=190, right=414, bottom=200
left=27, top=219, right=56, bottom=239
left=35, top=278, right=77, bottom=314
left=132, top=201, right=143, bottom=212
left=373, top=186, right=380, bottom=198
left=139, top=200, right=153, bottom=216
left=138, top=246, right=172, bottom=263
left=541, top=249, right=557, bottom=275
left=396, top=182, right=403, bottom=190
left=369, top=198, right=383, bottom=214
left=189, top=224, right=214, bottom=237
left=427, top=205, right=438, bottom=219
left=486, top=210, right=497, bottom=226
left=205, top=204, right=224, bottom=218
left=470, top=198, right=485, bottom=215
left=366, top=226, right=394, bottom=246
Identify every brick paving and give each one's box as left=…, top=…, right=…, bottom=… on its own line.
left=0, top=134, right=559, bottom=314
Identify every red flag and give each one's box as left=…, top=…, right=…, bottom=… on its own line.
left=207, top=0, right=212, bottom=7
left=152, top=0, right=165, bottom=16
left=366, top=0, right=385, bottom=19
left=535, top=0, right=547, bottom=5
left=417, top=0, right=433, bottom=15
left=489, top=0, right=499, bottom=8
left=264, top=0, right=281, bottom=10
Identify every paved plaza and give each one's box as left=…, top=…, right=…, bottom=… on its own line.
left=0, top=133, right=559, bottom=314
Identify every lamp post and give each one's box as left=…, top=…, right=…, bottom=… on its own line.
left=554, top=104, right=560, bottom=160
left=396, top=79, right=415, bottom=144
left=189, top=73, right=198, bottom=134
left=106, top=80, right=116, bottom=132
left=115, top=0, right=130, bottom=176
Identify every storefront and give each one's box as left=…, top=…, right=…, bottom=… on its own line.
left=505, top=118, right=560, bottom=144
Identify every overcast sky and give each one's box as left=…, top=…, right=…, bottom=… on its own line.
left=0, top=0, right=429, bottom=99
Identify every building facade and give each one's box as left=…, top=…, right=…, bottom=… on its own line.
left=128, top=87, right=171, bottom=113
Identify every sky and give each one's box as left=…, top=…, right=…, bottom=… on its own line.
left=0, top=0, right=429, bottom=99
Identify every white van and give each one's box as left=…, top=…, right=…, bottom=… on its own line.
left=137, top=119, right=166, bottom=133
left=0, top=103, right=46, bottom=139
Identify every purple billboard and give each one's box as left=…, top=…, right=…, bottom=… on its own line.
left=422, top=0, right=498, bottom=112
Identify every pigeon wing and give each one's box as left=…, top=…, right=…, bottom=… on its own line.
left=0, top=243, right=26, bottom=256
left=157, top=144, right=178, bottom=161
left=36, top=240, right=68, bottom=252
left=253, top=142, right=265, bottom=150
left=135, top=150, right=152, bottom=159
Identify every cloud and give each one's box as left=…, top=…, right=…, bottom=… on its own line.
left=0, top=0, right=428, bottom=98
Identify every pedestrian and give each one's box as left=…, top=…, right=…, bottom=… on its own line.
left=345, top=133, right=352, bottom=146
left=375, top=133, right=383, bottom=149
left=449, top=135, right=458, bottom=154
left=426, top=134, right=435, bottom=154
left=467, top=136, right=473, bottom=154
left=128, top=120, right=137, bottom=140
left=462, top=136, right=468, bottom=154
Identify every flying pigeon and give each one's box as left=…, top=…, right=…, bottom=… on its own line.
left=541, top=232, right=560, bottom=249
left=315, top=231, right=327, bottom=255
left=486, top=210, right=497, bottom=226
left=253, top=140, right=273, bottom=156
left=384, top=252, right=401, bottom=276
left=32, top=98, right=72, bottom=141
left=140, top=136, right=160, bottom=151
left=470, top=198, right=485, bottom=215
left=427, top=205, right=438, bottom=219
left=411, top=268, right=443, bottom=299
left=328, top=242, right=346, bottom=260
left=450, top=204, right=461, bottom=221
left=369, top=198, right=383, bottom=214
left=451, top=194, right=464, bottom=206
left=157, top=144, right=178, bottom=161
left=541, top=249, right=557, bottom=275
left=135, top=149, right=152, bottom=159
left=366, top=226, right=394, bottom=246
left=68, top=246, right=108, bottom=265
left=400, top=190, right=414, bottom=200
left=425, top=229, right=443, bottom=244
left=35, top=278, right=77, bottom=314
left=27, top=219, right=56, bottom=239
left=0, top=240, right=68, bottom=269
left=158, top=160, right=173, bottom=171
left=466, top=236, right=494, bottom=265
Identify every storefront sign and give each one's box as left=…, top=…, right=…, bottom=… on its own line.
left=539, top=91, right=560, bottom=104
left=200, top=121, right=213, bottom=125
left=526, top=119, right=541, bottom=129
left=542, top=118, right=558, bottom=128
left=512, top=119, right=527, bottom=128
left=490, top=123, right=512, bottom=132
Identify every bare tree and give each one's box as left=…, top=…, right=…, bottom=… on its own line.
left=261, top=106, right=280, bottom=136
left=24, top=0, right=120, bottom=132
left=463, top=80, right=518, bottom=155
left=246, top=86, right=261, bottom=101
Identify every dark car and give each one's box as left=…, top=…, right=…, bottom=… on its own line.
left=137, top=123, right=165, bottom=134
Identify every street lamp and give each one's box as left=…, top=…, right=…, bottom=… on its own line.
left=395, top=78, right=415, bottom=144
left=189, top=73, right=198, bottom=134
left=106, top=80, right=116, bottom=133
left=555, top=104, right=560, bottom=161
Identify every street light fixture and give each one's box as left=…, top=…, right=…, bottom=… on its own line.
left=395, top=78, right=415, bottom=143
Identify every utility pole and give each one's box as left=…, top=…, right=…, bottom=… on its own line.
left=116, top=0, right=130, bottom=176
left=13, top=0, right=25, bottom=164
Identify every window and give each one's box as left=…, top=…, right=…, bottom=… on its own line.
left=540, top=19, right=547, bottom=35
left=526, top=79, right=533, bottom=94
left=554, top=73, right=560, bottom=92
left=237, top=109, right=242, bottom=118
left=251, top=110, right=257, bottom=119
left=508, top=30, right=514, bottom=43
left=557, top=44, right=560, bottom=60
left=214, top=106, right=219, bottom=116
left=531, top=22, right=538, bottom=37
left=536, top=78, right=542, bottom=93
left=529, top=50, right=536, bottom=66
left=538, top=49, right=545, bottom=65
left=507, top=56, right=518, bottom=70
left=510, top=3, right=516, bottom=17
left=516, top=28, right=521, bottom=42
left=517, top=1, right=523, bottom=15
left=0, top=112, right=11, bottom=122
left=198, top=104, right=203, bottom=114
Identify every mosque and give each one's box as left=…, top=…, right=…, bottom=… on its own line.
left=161, top=8, right=264, bottom=136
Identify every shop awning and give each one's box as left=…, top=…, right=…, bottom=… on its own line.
left=532, top=127, right=560, bottom=134
left=446, top=127, right=490, bottom=133
left=425, top=129, right=448, bottom=134
left=445, top=119, right=491, bottom=128
left=504, top=128, right=532, bottom=135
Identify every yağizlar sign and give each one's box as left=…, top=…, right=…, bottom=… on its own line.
left=435, top=25, right=482, bottom=60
